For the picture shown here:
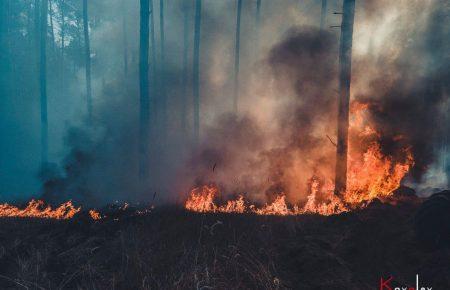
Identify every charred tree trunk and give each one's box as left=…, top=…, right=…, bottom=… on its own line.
left=83, top=0, right=92, bottom=121
left=40, top=0, right=49, bottom=165
left=334, top=0, right=355, bottom=196
left=181, top=0, right=190, bottom=136
left=193, top=0, right=202, bottom=143
left=320, top=0, right=327, bottom=30
left=139, top=0, right=150, bottom=178
left=233, top=0, right=242, bottom=113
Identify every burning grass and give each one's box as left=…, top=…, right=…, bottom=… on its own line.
left=0, top=199, right=81, bottom=219
left=185, top=101, right=414, bottom=216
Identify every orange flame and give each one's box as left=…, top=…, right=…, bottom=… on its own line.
left=89, top=209, right=102, bottom=220
left=184, top=101, right=415, bottom=216
left=0, top=200, right=81, bottom=219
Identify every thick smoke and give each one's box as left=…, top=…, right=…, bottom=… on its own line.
left=351, top=0, right=450, bottom=190
left=185, top=27, right=339, bottom=204
left=38, top=0, right=450, bottom=205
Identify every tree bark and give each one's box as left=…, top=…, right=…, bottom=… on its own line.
left=334, top=0, right=355, bottom=196
left=320, top=0, right=327, bottom=30
left=139, top=0, right=150, bottom=178
left=233, top=0, right=242, bottom=113
left=40, top=0, right=49, bottom=165
left=83, top=0, right=92, bottom=121
left=193, top=0, right=202, bottom=143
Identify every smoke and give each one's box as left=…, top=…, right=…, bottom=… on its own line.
left=36, top=0, right=450, bottom=205
left=184, top=27, right=339, bottom=204
left=351, top=0, right=450, bottom=187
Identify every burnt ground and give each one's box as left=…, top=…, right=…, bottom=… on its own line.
left=0, top=200, right=449, bottom=289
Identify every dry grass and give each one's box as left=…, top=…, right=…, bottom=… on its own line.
left=0, top=201, right=449, bottom=289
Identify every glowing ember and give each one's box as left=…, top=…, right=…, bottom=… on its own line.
left=0, top=200, right=81, bottom=220
left=89, top=209, right=102, bottom=220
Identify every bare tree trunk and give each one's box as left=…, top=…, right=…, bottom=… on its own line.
left=139, top=0, right=150, bottom=178
left=60, top=0, right=65, bottom=93
left=150, top=0, right=157, bottom=117
left=320, top=0, right=327, bottom=30
left=40, top=0, right=49, bottom=165
left=34, top=0, right=40, bottom=90
left=334, top=0, right=355, bottom=196
left=83, top=0, right=92, bottom=121
left=233, top=0, right=242, bottom=113
left=159, top=0, right=168, bottom=141
left=122, top=0, right=128, bottom=77
left=193, top=0, right=202, bottom=143
left=181, top=0, right=190, bottom=137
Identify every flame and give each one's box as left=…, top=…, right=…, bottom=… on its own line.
left=89, top=209, right=102, bottom=220
left=0, top=200, right=81, bottom=219
left=184, top=101, right=415, bottom=216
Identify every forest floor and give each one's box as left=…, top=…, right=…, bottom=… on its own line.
left=0, top=198, right=449, bottom=289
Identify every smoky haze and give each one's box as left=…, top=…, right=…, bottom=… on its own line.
left=0, top=0, right=449, bottom=205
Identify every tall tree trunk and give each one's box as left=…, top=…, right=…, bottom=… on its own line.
left=233, top=0, right=242, bottom=113
left=34, top=0, right=40, bottom=91
left=181, top=0, right=190, bottom=136
left=159, top=0, right=166, bottom=139
left=334, top=0, right=355, bottom=196
left=193, top=0, right=202, bottom=143
left=150, top=0, right=157, bottom=117
left=40, top=0, right=49, bottom=165
left=122, top=0, right=128, bottom=77
left=320, top=0, right=327, bottom=30
left=60, top=0, right=65, bottom=93
left=139, top=0, right=150, bottom=178
left=83, top=0, right=92, bottom=121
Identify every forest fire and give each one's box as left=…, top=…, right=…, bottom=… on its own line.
left=184, top=102, right=415, bottom=216
left=0, top=200, right=81, bottom=220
